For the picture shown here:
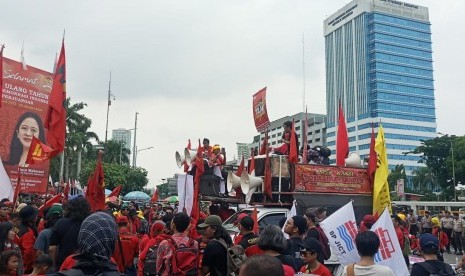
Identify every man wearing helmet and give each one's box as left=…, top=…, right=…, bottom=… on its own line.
left=209, top=144, right=226, bottom=195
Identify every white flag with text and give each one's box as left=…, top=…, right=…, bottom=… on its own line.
left=320, top=201, right=360, bottom=265
left=371, top=208, right=409, bottom=276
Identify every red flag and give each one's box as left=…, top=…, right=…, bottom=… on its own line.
left=259, top=131, right=268, bottom=155
left=234, top=155, right=245, bottom=198
left=302, top=109, right=308, bottom=164
left=191, top=139, right=205, bottom=220
left=13, top=167, right=22, bottom=206
left=288, top=120, right=298, bottom=164
left=151, top=188, right=159, bottom=203
left=86, top=154, right=106, bottom=212
left=252, top=206, right=259, bottom=234
left=25, top=136, right=54, bottom=165
left=249, top=152, right=255, bottom=174
left=108, top=185, right=122, bottom=198
left=183, top=139, right=191, bottom=173
left=367, top=123, right=377, bottom=185
left=336, top=103, right=349, bottom=166
left=0, top=45, right=4, bottom=108
left=264, top=144, right=272, bottom=199
left=45, top=40, right=66, bottom=157
left=38, top=193, right=63, bottom=217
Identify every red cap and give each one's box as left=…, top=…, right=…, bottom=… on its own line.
left=236, top=213, right=248, bottom=223
left=116, top=216, right=129, bottom=224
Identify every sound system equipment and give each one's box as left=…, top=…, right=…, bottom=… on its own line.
left=200, top=175, right=221, bottom=196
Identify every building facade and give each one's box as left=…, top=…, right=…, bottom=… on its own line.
left=112, top=128, right=132, bottom=150
left=324, top=0, right=436, bottom=186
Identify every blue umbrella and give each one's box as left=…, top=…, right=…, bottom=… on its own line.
left=105, top=189, right=112, bottom=196
left=123, top=191, right=150, bottom=201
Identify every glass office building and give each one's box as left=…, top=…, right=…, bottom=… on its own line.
left=324, top=0, right=436, bottom=187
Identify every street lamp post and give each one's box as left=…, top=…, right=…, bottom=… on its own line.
left=438, top=132, right=457, bottom=201
left=132, top=112, right=139, bottom=167
left=134, top=146, right=154, bottom=167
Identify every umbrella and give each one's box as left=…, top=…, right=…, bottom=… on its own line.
left=163, top=195, right=178, bottom=203
left=123, top=191, right=150, bottom=201
left=105, top=189, right=112, bottom=196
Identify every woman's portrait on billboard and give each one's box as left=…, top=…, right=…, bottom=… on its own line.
left=6, top=112, right=46, bottom=167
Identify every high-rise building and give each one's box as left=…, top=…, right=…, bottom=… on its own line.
left=112, top=128, right=132, bottom=150
left=247, top=112, right=327, bottom=155
left=324, top=0, right=436, bottom=186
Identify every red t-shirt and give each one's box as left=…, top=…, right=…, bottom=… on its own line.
left=112, top=228, right=140, bottom=272
left=299, top=263, right=332, bottom=276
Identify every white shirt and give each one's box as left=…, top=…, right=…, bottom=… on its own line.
left=343, top=264, right=395, bottom=276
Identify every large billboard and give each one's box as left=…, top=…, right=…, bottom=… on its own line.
left=1, top=57, right=53, bottom=194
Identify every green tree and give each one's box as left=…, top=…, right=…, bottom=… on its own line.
left=80, top=161, right=148, bottom=195
left=407, top=135, right=465, bottom=200
left=49, top=98, right=99, bottom=182
left=98, top=140, right=131, bottom=165
left=388, top=164, right=407, bottom=192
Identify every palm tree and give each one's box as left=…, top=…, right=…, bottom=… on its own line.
left=99, top=139, right=131, bottom=165
left=412, top=167, right=437, bottom=192
left=64, top=98, right=99, bottom=180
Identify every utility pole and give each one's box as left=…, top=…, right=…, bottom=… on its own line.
left=132, top=112, right=139, bottom=167
left=105, top=72, right=114, bottom=142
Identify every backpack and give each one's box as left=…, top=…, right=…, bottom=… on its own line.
left=143, top=244, right=160, bottom=276
left=167, top=237, right=199, bottom=276
left=417, top=261, right=455, bottom=276
left=214, top=239, right=247, bottom=276
left=315, top=226, right=331, bottom=260
left=402, top=232, right=411, bottom=256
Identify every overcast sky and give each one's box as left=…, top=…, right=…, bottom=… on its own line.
left=1, top=0, right=464, bottom=188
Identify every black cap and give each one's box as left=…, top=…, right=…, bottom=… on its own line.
left=300, top=238, right=322, bottom=255
left=240, top=216, right=254, bottom=231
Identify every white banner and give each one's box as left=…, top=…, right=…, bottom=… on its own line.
left=282, top=200, right=297, bottom=239
left=320, top=201, right=360, bottom=265
left=0, top=156, right=13, bottom=201
left=371, top=208, right=409, bottom=276
left=177, top=174, right=194, bottom=215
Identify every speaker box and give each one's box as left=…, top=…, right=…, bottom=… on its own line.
left=200, top=175, right=221, bottom=196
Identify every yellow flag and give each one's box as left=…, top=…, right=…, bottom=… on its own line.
left=372, top=124, right=391, bottom=216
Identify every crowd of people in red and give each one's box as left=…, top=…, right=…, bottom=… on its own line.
left=2, top=194, right=465, bottom=276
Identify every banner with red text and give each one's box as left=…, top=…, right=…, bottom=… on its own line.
left=252, top=87, right=270, bottom=132
left=0, top=57, right=53, bottom=194
left=294, top=164, right=371, bottom=194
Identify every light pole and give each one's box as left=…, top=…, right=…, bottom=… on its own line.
left=132, top=112, right=139, bottom=167
left=438, top=132, right=456, bottom=201
left=105, top=72, right=115, bottom=143
left=134, top=146, right=154, bottom=167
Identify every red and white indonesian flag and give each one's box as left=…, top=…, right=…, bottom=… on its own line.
left=320, top=201, right=360, bottom=265
left=0, top=157, right=14, bottom=201
left=371, top=207, right=409, bottom=276
left=252, top=87, right=270, bottom=132
left=177, top=174, right=194, bottom=215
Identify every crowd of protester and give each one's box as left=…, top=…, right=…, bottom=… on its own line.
left=2, top=195, right=465, bottom=275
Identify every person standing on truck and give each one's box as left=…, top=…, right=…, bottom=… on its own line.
left=209, top=144, right=226, bottom=195
left=283, top=215, right=307, bottom=270
left=273, top=121, right=299, bottom=155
